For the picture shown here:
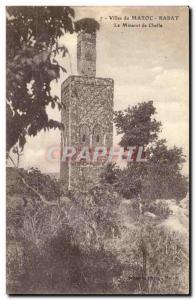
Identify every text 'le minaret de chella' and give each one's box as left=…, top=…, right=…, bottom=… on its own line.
left=60, top=18, right=114, bottom=190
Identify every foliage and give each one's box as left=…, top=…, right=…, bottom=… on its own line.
left=7, top=167, right=123, bottom=293
left=101, top=163, right=119, bottom=184
left=22, top=167, right=62, bottom=203
left=66, top=177, right=121, bottom=250
left=7, top=167, right=63, bottom=206
left=110, top=102, right=188, bottom=201
left=114, top=223, right=188, bottom=294
left=115, top=163, right=147, bottom=199
left=114, top=101, right=161, bottom=147
left=6, top=6, right=75, bottom=152
left=143, top=140, right=188, bottom=200
left=7, top=166, right=189, bottom=294
left=75, top=18, right=100, bottom=33
left=103, top=145, right=188, bottom=201
left=142, top=199, right=172, bottom=219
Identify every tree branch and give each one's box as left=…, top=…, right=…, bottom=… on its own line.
left=20, top=177, right=58, bottom=206
left=7, top=154, right=58, bottom=206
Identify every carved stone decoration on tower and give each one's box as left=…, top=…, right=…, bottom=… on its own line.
left=60, top=19, right=114, bottom=190
left=77, top=31, right=96, bottom=76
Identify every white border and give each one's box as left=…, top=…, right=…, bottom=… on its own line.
left=1, top=0, right=193, bottom=299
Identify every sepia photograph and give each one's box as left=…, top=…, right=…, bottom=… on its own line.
left=6, top=6, right=190, bottom=295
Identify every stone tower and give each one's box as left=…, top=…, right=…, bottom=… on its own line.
left=60, top=19, right=114, bottom=190
left=77, top=30, right=96, bottom=76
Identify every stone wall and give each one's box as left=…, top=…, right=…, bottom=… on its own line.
left=60, top=75, right=114, bottom=190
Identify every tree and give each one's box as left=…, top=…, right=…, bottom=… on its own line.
left=144, top=139, right=188, bottom=200
left=6, top=6, right=75, bottom=153
left=106, top=101, right=188, bottom=201
left=114, top=101, right=161, bottom=148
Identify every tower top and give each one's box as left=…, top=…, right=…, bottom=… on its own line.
left=75, top=18, right=100, bottom=77
left=75, top=18, right=100, bottom=34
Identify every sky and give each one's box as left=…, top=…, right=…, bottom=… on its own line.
left=14, top=6, right=189, bottom=174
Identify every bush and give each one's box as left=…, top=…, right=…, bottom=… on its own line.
left=142, top=199, right=172, bottom=219
left=115, top=224, right=189, bottom=294
left=6, top=167, right=188, bottom=294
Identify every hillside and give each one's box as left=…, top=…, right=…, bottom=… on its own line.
left=6, top=167, right=189, bottom=294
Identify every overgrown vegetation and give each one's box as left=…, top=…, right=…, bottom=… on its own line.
left=103, top=101, right=188, bottom=201
left=7, top=166, right=188, bottom=294
left=7, top=168, right=123, bottom=293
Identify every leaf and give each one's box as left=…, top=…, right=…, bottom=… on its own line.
left=6, top=6, right=75, bottom=152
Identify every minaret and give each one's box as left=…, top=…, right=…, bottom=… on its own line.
left=60, top=19, right=114, bottom=190
left=77, top=30, right=96, bottom=76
